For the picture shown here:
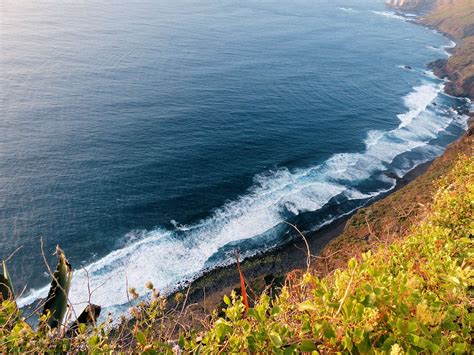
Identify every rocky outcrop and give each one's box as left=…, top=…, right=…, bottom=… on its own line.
left=428, top=38, right=474, bottom=98
left=421, top=0, right=474, bottom=39
left=387, top=0, right=474, bottom=98
left=422, top=0, right=474, bottom=98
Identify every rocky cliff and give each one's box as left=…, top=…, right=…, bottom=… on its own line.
left=388, top=0, right=474, bottom=98
left=423, top=0, right=474, bottom=98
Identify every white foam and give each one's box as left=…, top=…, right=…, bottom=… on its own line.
left=397, top=64, right=414, bottom=71
left=397, top=83, right=442, bottom=128
left=17, top=82, right=465, bottom=313
left=365, top=130, right=385, bottom=148
left=372, top=11, right=406, bottom=21
left=338, top=7, right=357, bottom=13
left=422, top=70, right=440, bottom=80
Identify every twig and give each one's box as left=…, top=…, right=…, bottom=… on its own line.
left=315, top=248, right=343, bottom=260
left=169, top=286, right=192, bottom=338
left=335, top=268, right=356, bottom=316
left=125, top=273, right=131, bottom=305
left=365, top=215, right=381, bottom=244
left=4, top=246, right=23, bottom=263
left=283, top=221, right=312, bottom=273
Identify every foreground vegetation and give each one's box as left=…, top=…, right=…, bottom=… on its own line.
left=1, top=154, right=472, bottom=353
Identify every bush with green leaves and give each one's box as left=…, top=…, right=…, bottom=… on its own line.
left=180, top=155, right=472, bottom=354
left=1, top=155, right=472, bottom=353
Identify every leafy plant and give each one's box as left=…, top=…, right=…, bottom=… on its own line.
left=41, top=247, right=73, bottom=329
left=0, top=261, right=15, bottom=302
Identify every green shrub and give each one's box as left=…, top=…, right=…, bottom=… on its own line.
left=1, top=155, right=472, bottom=353
left=181, top=155, right=472, bottom=354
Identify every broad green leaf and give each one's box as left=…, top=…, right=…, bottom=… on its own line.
left=223, top=294, right=231, bottom=306
left=269, top=332, right=282, bottom=348
left=215, top=321, right=232, bottom=342
left=299, top=340, right=317, bottom=352
left=322, top=321, right=336, bottom=339
left=298, top=301, right=317, bottom=312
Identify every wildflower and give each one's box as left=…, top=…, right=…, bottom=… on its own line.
left=145, top=281, right=154, bottom=290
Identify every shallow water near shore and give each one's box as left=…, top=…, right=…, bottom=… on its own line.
left=0, top=0, right=469, bottom=313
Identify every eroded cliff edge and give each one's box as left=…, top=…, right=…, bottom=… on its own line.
left=422, top=0, right=474, bottom=98
left=387, top=0, right=474, bottom=97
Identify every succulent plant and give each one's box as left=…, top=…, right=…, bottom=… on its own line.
left=0, top=260, right=15, bottom=301
left=41, top=246, right=73, bottom=329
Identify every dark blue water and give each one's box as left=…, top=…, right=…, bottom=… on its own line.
left=1, top=0, right=469, bottom=310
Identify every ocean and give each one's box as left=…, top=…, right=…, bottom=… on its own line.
left=0, top=0, right=469, bottom=313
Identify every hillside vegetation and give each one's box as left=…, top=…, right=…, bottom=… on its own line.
left=1, top=154, right=472, bottom=353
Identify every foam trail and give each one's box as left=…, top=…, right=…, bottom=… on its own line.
left=372, top=11, right=406, bottom=21
left=17, top=81, right=466, bottom=311
left=426, top=40, right=456, bottom=57
left=338, top=7, right=357, bottom=13
left=397, top=83, right=441, bottom=128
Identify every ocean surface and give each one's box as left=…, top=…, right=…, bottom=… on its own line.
left=1, top=0, right=469, bottom=313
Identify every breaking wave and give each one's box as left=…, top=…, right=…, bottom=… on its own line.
left=17, top=77, right=468, bottom=313
left=372, top=11, right=406, bottom=21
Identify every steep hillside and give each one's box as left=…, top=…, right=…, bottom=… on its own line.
left=422, top=0, right=474, bottom=97
left=422, top=0, right=474, bottom=39
left=385, top=0, right=471, bottom=12
left=1, top=1, right=473, bottom=353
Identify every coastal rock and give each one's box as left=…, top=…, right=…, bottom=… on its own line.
left=427, top=58, right=448, bottom=77
left=422, top=0, right=474, bottom=99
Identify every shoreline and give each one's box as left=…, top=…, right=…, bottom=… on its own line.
left=174, top=159, right=436, bottom=309
left=166, top=9, right=473, bottom=311
left=17, top=4, right=471, bottom=316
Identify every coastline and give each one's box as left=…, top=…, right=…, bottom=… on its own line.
left=165, top=7, right=474, bottom=314
left=175, top=117, right=472, bottom=316
left=15, top=3, right=471, bottom=317
left=178, top=159, right=436, bottom=310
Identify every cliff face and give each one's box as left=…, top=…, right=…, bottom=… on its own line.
left=388, top=0, right=474, bottom=98
left=422, top=0, right=474, bottom=98
left=385, top=0, right=469, bottom=11
left=422, top=0, right=474, bottom=39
